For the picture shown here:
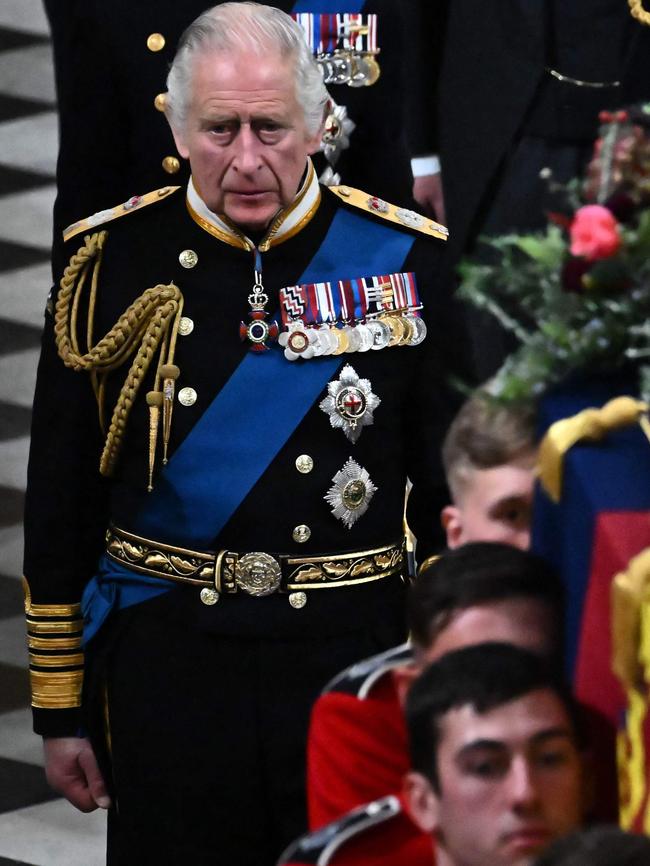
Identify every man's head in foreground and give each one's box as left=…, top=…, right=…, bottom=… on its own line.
left=410, top=543, right=563, bottom=663
left=442, top=392, right=537, bottom=550
left=392, top=543, right=564, bottom=705
left=166, top=2, right=328, bottom=230
left=405, top=643, right=586, bottom=866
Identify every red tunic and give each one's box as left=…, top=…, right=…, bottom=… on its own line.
left=307, top=653, right=434, bottom=866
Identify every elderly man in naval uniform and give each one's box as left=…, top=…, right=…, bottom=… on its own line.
left=23, top=4, right=458, bottom=864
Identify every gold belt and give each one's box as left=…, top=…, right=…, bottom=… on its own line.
left=106, top=526, right=404, bottom=600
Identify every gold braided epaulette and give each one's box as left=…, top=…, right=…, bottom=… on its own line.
left=328, top=185, right=449, bottom=241
left=63, top=186, right=181, bottom=243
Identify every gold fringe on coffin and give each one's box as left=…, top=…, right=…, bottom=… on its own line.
left=611, top=547, right=650, bottom=831
left=538, top=396, right=649, bottom=503
left=54, top=230, right=184, bottom=482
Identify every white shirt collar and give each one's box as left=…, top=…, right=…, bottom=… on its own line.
left=186, top=158, right=321, bottom=251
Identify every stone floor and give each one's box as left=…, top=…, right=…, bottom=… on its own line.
left=0, top=2, right=105, bottom=863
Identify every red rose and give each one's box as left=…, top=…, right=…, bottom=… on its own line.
left=569, top=204, right=621, bottom=261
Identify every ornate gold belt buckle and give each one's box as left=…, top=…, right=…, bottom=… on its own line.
left=235, top=552, right=282, bottom=597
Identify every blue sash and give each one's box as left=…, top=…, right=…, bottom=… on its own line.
left=83, top=205, right=415, bottom=642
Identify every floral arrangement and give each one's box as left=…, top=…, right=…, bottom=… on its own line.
left=457, top=103, right=650, bottom=402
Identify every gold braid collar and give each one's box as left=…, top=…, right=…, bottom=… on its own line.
left=54, top=230, right=184, bottom=481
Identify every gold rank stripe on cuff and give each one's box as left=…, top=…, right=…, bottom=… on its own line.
left=23, top=577, right=85, bottom=709
left=26, top=617, right=84, bottom=634
left=328, top=185, right=449, bottom=241
left=62, top=185, right=181, bottom=243
left=29, top=670, right=84, bottom=709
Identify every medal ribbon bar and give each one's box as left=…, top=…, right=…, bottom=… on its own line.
left=292, top=13, right=378, bottom=55
left=279, top=271, right=421, bottom=328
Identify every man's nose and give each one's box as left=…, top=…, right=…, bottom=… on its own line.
left=508, top=758, right=540, bottom=813
left=232, top=125, right=262, bottom=173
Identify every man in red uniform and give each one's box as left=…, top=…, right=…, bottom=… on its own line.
left=306, top=543, right=564, bottom=864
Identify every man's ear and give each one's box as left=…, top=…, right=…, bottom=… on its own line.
left=441, top=505, right=463, bottom=549
left=169, top=120, right=190, bottom=161
left=392, top=663, right=421, bottom=708
left=305, top=99, right=330, bottom=155
left=403, top=771, right=440, bottom=835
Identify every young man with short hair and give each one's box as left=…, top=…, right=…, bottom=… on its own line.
left=440, top=392, right=536, bottom=550
left=405, top=643, right=586, bottom=866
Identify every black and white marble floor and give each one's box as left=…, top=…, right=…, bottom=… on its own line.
left=0, top=2, right=105, bottom=862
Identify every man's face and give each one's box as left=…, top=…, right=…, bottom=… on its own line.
left=171, top=50, right=323, bottom=231
left=423, top=599, right=556, bottom=663
left=407, top=689, right=584, bottom=866
left=443, top=456, right=535, bottom=551
left=393, top=599, right=556, bottom=706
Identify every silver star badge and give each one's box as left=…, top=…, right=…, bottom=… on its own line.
left=319, top=364, right=380, bottom=443
left=325, top=457, right=377, bottom=529
left=320, top=101, right=356, bottom=167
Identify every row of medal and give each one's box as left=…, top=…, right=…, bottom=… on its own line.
left=278, top=312, right=427, bottom=361
left=316, top=50, right=381, bottom=87
left=292, top=13, right=381, bottom=88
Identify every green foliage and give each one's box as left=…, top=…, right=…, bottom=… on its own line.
left=458, top=218, right=650, bottom=403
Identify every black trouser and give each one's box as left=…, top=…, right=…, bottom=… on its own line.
left=86, top=580, right=406, bottom=866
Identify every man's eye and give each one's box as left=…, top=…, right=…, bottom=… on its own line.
left=495, top=501, right=531, bottom=527
left=465, top=756, right=507, bottom=779
left=255, top=121, right=285, bottom=142
left=535, top=748, right=571, bottom=769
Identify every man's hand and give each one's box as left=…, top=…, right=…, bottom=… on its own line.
left=44, top=736, right=111, bottom=812
left=413, top=173, right=446, bottom=223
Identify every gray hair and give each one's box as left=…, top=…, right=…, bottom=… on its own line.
left=166, top=2, right=329, bottom=135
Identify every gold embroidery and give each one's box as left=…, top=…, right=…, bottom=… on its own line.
left=288, top=546, right=402, bottom=585
left=25, top=602, right=81, bottom=617
left=30, top=669, right=83, bottom=709
left=186, top=199, right=252, bottom=250
left=107, top=529, right=214, bottom=584
left=29, top=652, right=84, bottom=668
left=329, top=185, right=449, bottom=240
left=107, top=525, right=403, bottom=593
left=26, top=619, right=84, bottom=635
left=28, top=635, right=83, bottom=651
left=63, top=187, right=180, bottom=242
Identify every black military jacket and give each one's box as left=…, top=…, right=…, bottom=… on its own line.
left=24, top=177, right=460, bottom=735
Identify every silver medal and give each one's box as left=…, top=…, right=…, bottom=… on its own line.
left=317, top=326, right=337, bottom=356
left=344, top=325, right=361, bottom=353
left=324, top=457, right=377, bottom=529
left=319, top=364, right=380, bottom=443
left=367, top=319, right=391, bottom=350
left=406, top=315, right=428, bottom=346
left=354, top=323, right=374, bottom=352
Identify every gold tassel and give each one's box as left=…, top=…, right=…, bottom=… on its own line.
left=145, top=390, right=164, bottom=491
left=158, top=364, right=180, bottom=464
